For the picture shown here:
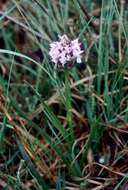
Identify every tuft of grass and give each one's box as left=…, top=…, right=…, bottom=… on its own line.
left=0, top=0, right=128, bottom=189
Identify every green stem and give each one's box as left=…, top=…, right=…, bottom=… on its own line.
left=64, top=69, right=74, bottom=145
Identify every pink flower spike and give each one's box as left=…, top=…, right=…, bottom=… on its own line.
left=49, top=34, right=83, bottom=68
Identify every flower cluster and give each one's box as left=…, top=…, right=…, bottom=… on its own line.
left=49, top=35, right=83, bottom=67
